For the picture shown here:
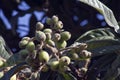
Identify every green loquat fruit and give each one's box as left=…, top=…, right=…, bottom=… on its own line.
left=10, top=74, right=17, bottom=80
left=0, top=60, right=4, bottom=68
left=46, top=18, right=52, bottom=25
left=56, top=40, right=67, bottom=49
left=22, top=37, right=30, bottom=41
left=26, top=41, right=35, bottom=52
left=35, top=31, right=46, bottom=42
left=38, top=50, right=50, bottom=62
left=45, top=33, right=52, bottom=40
left=19, top=40, right=28, bottom=48
left=59, top=56, right=71, bottom=66
left=52, top=15, right=59, bottom=24
left=60, top=31, right=71, bottom=41
left=53, top=33, right=61, bottom=41
left=36, top=22, right=44, bottom=30
left=54, top=21, right=63, bottom=29
left=50, top=61, right=59, bottom=71
left=43, top=28, right=52, bottom=34
left=46, top=39, right=55, bottom=47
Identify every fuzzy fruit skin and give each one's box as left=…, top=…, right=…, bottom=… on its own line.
left=19, top=40, right=28, bottom=48
left=80, top=67, right=88, bottom=74
left=43, top=28, right=52, bottom=34
left=45, top=33, right=52, bottom=40
left=36, top=22, right=44, bottom=30
left=22, top=37, right=30, bottom=41
left=39, top=50, right=50, bottom=62
left=56, top=40, right=67, bottom=49
left=53, top=33, right=61, bottom=41
left=54, top=21, right=63, bottom=29
left=50, top=61, right=59, bottom=71
left=46, top=18, right=52, bottom=25
left=10, top=74, right=17, bottom=80
left=59, top=56, right=71, bottom=66
left=79, top=50, right=91, bottom=59
left=69, top=53, right=79, bottom=60
left=52, top=15, right=59, bottom=24
left=35, top=31, right=46, bottom=41
left=0, top=72, right=4, bottom=78
left=46, top=39, right=55, bottom=47
left=26, top=41, right=35, bottom=52
left=60, top=31, right=71, bottom=41
left=0, top=60, right=4, bottom=68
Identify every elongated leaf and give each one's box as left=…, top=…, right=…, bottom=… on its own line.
left=87, top=53, right=117, bottom=80
left=78, top=0, right=120, bottom=33
left=0, top=62, right=27, bottom=80
left=90, top=45, right=120, bottom=57
left=62, top=73, right=77, bottom=80
left=4, top=51, right=28, bottom=67
left=75, top=28, right=120, bottom=56
left=0, top=36, right=11, bottom=60
left=102, top=55, right=120, bottom=80
left=55, top=73, right=66, bottom=80
left=76, top=28, right=117, bottom=42
left=87, top=39, right=120, bottom=50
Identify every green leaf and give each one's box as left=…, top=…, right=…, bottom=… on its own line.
left=87, top=53, right=117, bottom=80
left=0, top=36, right=11, bottom=60
left=56, top=73, right=65, bottom=80
left=102, top=55, right=120, bottom=80
left=90, top=45, right=120, bottom=57
left=75, top=28, right=120, bottom=57
left=76, top=28, right=117, bottom=42
left=78, top=0, right=120, bottom=33
left=0, top=62, right=27, bottom=80
left=4, top=51, right=28, bottom=67
left=62, top=73, right=77, bottom=80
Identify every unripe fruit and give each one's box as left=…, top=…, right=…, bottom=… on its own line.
left=35, top=31, right=46, bottom=41
left=22, top=37, right=30, bottom=41
left=53, top=33, right=61, bottom=41
left=50, top=61, right=59, bottom=71
left=26, top=41, right=35, bottom=52
left=36, top=22, right=44, bottom=30
left=59, top=65, right=70, bottom=72
left=52, top=15, right=59, bottom=24
left=19, top=40, right=28, bottom=48
left=59, top=56, right=71, bottom=66
left=80, top=67, right=88, bottom=74
left=74, top=43, right=87, bottom=53
left=60, top=31, right=71, bottom=41
left=0, top=60, right=4, bottom=68
left=54, top=21, right=63, bottom=29
left=88, top=52, right=92, bottom=57
left=56, top=40, right=67, bottom=49
left=68, top=53, right=79, bottom=60
left=79, top=50, right=91, bottom=60
left=46, top=18, right=52, bottom=25
left=0, top=72, right=4, bottom=78
left=10, top=74, right=17, bottom=80
left=46, top=39, right=55, bottom=47
left=45, top=33, right=52, bottom=40
left=39, top=50, right=49, bottom=62
left=43, top=28, right=52, bottom=34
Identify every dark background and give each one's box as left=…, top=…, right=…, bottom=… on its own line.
left=0, top=0, right=120, bottom=53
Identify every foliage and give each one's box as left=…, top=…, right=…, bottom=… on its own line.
left=0, top=0, right=120, bottom=80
